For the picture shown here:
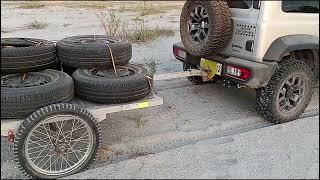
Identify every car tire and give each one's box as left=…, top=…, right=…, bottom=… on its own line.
left=180, top=1, right=232, bottom=56
left=1, top=69, right=74, bottom=119
left=72, top=64, right=152, bottom=104
left=14, top=103, right=101, bottom=179
left=1, top=38, right=58, bottom=75
left=56, top=35, right=132, bottom=68
left=256, top=60, right=314, bottom=123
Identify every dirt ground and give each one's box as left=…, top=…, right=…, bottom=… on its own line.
left=1, top=1, right=319, bottom=179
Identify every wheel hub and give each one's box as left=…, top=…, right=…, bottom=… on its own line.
left=56, top=142, right=69, bottom=154
left=1, top=73, right=51, bottom=88
left=188, top=5, right=209, bottom=43
left=87, top=67, right=136, bottom=78
left=277, top=75, right=305, bottom=113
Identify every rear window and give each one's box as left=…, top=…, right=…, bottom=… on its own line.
left=282, top=0, right=319, bottom=13
left=227, top=0, right=253, bottom=9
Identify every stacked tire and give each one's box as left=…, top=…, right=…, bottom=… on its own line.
left=1, top=38, right=74, bottom=119
left=57, top=35, right=152, bottom=104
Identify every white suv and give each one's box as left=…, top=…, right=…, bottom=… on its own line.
left=173, top=0, right=319, bottom=123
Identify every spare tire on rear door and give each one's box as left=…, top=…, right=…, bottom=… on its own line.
left=180, top=1, right=232, bottom=56
left=56, top=35, right=132, bottom=68
left=72, top=64, right=152, bottom=104
left=1, top=38, right=58, bottom=75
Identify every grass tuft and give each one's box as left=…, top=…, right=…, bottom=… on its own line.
left=26, top=20, right=48, bottom=30
left=17, top=1, right=46, bottom=9
left=95, top=11, right=175, bottom=44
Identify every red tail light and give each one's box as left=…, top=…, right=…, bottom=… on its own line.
left=225, top=65, right=251, bottom=81
left=173, top=47, right=186, bottom=60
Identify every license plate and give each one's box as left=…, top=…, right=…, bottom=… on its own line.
left=200, top=58, right=223, bottom=78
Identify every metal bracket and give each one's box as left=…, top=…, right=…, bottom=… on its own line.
left=88, top=93, right=164, bottom=122
left=153, top=69, right=202, bottom=81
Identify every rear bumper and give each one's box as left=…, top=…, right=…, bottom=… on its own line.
left=173, top=42, right=278, bottom=88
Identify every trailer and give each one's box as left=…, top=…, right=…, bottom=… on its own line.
left=1, top=67, right=210, bottom=179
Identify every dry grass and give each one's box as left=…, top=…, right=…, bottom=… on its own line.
left=132, top=15, right=144, bottom=22
left=1, top=29, right=13, bottom=33
left=128, top=116, right=148, bottom=128
left=119, top=2, right=183, bottom=16
left=145, top=57, right=158, bottom=74
left=26, top=20, right=48, bottom=30
left=64, top=1, right=114, bottom=9
left=16, top=1, right=46, bottom=9
left=95, top=11, right=175, bottom=44
left=127, top=23, right=175, bottom=43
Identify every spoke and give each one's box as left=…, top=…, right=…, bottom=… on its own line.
left=202, top=13, right=208, bottom=19
left=39, top=153, right=53, bottom=169
left=286, top=77, right=295, bottom=86
left=41, top=124, right=54, bottom=145
left=200, top=29, right=207, bottom=39
left=33, top=145, right=52, bottom=163
left=188, top=22, right=200, bottom=31
left=65, top=153, right=77, bottom=165
left=67, top=148, right=89, bottom=153
left=55, top=120, right=68, bottom=142
left=200, top=7, right=204, bottom=17
left=28, top=143, right=52, bottom=153
left=70, top=148, right=80, bottom=161
left=50, top=156, right=59, bottom=172
left=33, top=129, right=56, bottom=140
left=194, top=31, right=201, bottom=41
left=294, top=77, right=300, bottom=85
left=195, top=6, right=200, bottom=17
left=61, top=155, right=72, bottom=169
left=279, top=95, right=286, bottom=102
left=35, top=149, right=52, bottom=167
left=68, top=119, right=76, bottom=143
left=49, top=154, right=52, bottom=171
left=280, top=98, right=290, bottom=109
left=203, top=23, right=209, bottom=29
left=298, top=79, right=304, bottom=86
left=31, top=153, right=54, bottom=161
left=69, top=132, right=89, bottom=149
left=289, top=94, right=301, bottom=106
left=190, top=12, right=200, bottom=22
left=279, top=87, right=286, bottom=96
left=60, top=153, right=64, bottom=172
left=29, top=135, right=51, bottom=146
left=71, top=139, right=91, bottom=144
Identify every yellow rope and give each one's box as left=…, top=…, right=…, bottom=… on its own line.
left=106, top=43, right=118, bottom=76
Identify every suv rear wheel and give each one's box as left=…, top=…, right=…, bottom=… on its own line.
left=256, top=60, right=314, bottom=123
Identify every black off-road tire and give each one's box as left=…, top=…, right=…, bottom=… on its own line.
left=14, top=103, right=101, bottom=179
left=293, top=50, right=319, bottom=85
left=256, top=60, right=314, bottom=124
left=72, top=64, right=152, bottom=104
left=180, top=1, right=232, bottom=56
left=1, top=38, right=58, bottom=75
left=1, top=69, right=74, bottom=119
left=56, top=35, right=132, bottom=68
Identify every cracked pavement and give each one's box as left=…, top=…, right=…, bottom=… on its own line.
left=65, top=115, right=319, bottom=179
